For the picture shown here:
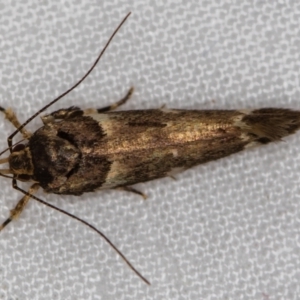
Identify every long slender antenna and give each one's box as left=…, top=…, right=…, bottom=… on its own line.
left=7, top=12, right=131, bottom=150
left=13, top=182, right=150, bottom=285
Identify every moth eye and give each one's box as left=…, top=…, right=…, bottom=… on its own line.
left=12, top=144, right=26, bottom=152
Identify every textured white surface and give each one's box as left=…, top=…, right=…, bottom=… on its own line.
left=0, top=1, right=300, bottom=299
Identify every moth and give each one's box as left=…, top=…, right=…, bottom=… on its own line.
left=1, top=12, right=300, bottom=286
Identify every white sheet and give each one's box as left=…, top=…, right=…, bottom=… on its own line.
left=0, top=1, right=300, bottom=299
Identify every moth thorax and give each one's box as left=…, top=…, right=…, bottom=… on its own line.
left=9, top=146, right=34, bottom=175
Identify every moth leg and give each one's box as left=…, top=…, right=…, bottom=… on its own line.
left=42, top=87, right=134, bottom=124
left=41, top=106, right=81, bottom=124
left=0, top=183, right=39, bottom=231
left=98, top=87, right=134, bottom=112
left=116, top=186, right=147, bottom=200
left=84, top=87, right=134, bottom=115
left=0, top=107, right=32, bottom=139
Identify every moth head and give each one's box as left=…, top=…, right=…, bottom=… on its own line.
left=8, top=144, right=34, bottom=179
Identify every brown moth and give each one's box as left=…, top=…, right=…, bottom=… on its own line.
left=1, top=12, right=300, bottom=285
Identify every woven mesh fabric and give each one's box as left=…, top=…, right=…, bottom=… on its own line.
left=0, top=1, right=300, bottom=299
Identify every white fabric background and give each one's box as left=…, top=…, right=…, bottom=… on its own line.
left=0, top=1, right=300, bottom=299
